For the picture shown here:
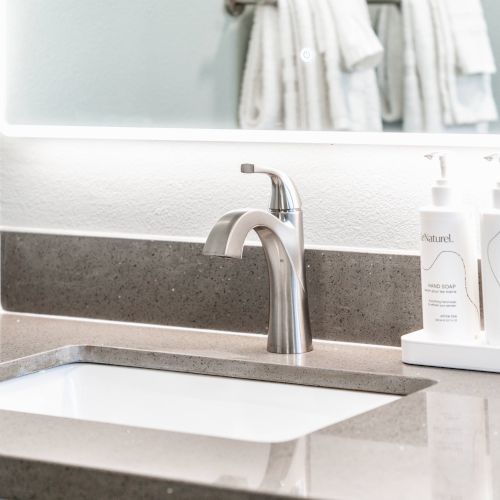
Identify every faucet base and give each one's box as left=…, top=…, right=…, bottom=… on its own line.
left=267, top=343, right=313, bottom=355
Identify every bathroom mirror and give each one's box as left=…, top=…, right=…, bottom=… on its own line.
left=3, top=0, right=500, bottom=138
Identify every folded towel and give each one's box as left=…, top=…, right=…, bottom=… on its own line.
left=239, top=5, right=282, bottom=130
left=370, top=5, right=404, bottom=123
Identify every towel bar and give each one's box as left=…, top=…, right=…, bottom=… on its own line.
left=226, top=0, right=401, bottom=16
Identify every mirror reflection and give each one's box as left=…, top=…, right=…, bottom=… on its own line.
left=4, top=0, right=500, bottom=133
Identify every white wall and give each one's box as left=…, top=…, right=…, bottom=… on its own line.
left=1, top=136, right=497, bottom=253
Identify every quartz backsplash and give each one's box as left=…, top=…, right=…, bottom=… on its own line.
left=1, top=232, right=422, bottom=346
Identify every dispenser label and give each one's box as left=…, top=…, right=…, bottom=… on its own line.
left=420, top=213, right=480, bottom=340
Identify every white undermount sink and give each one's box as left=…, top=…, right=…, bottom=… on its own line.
left=0, top=363, right=399, bottom=443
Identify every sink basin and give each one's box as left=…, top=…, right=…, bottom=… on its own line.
left=0, top=363, right=399, bottom=443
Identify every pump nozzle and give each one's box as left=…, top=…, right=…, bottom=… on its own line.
left=485, top=153, right=500, bottom=163
left=484, top=154, right=500, bottom=209
left=425, top=152, right=448, bottom=181
left=425, top=152, right=454, bottom=207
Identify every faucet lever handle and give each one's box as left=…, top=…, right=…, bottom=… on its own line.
left=240, top=164, right=302, bottom=211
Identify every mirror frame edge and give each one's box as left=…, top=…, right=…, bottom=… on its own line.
left=2, top=124, right=500, bottom=149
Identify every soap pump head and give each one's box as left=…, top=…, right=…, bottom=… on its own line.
left=425, top=152, right=455, bottom=207
left=484, top=153, right=500, bottom=209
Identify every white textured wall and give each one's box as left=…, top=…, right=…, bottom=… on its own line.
left=1, top=136, right=497, bottom=252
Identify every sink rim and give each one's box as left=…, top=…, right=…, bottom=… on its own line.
left=0, top=343, right=437, bottom=444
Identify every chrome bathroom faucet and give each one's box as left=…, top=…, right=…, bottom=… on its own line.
left=203, top=164, right=312, bottom=354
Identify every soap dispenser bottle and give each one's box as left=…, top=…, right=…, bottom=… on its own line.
left=480, top=154, right=500, bottom=345
left=420, top=153, right=480, bottom=341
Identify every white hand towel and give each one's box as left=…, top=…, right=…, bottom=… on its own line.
left=402, top=0, right=443, bottom=132
left=329, top=0, right=384, bottom=72
left=240, top=0, right=383, bottom=132
left=430, top=0, right=498, bottom=126
left=286, top=0, right=328, bottom=130
left=312, top=0, right=350, bottom=130
left=239, top=5, right=282, bottom=130
left=443, top=0, right=496, bottom=75
left=370, top=5, right=404, bottom=123
left=401, top=0, right=423, bottom=132
left=324, top=0, right=383, bottom=131
left=277, top=0, right=299, bottom=129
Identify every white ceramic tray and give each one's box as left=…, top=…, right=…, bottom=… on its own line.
left=401, top=330, right=500, bottom=373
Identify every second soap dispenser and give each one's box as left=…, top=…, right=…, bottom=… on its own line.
left=480, top=154, right=500, bottom=345
left=420, top=153, right=480, bottom=342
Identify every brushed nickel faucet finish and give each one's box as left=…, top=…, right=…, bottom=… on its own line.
left=203, top=164, right=312, bottom=354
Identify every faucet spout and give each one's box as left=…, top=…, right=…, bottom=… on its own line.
left=204, top=205, right=312, bottom=354
left=203, top=208, right=292, bottom=259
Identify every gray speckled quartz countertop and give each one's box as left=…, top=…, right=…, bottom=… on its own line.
left=0, top=312, right=499, bottom=500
